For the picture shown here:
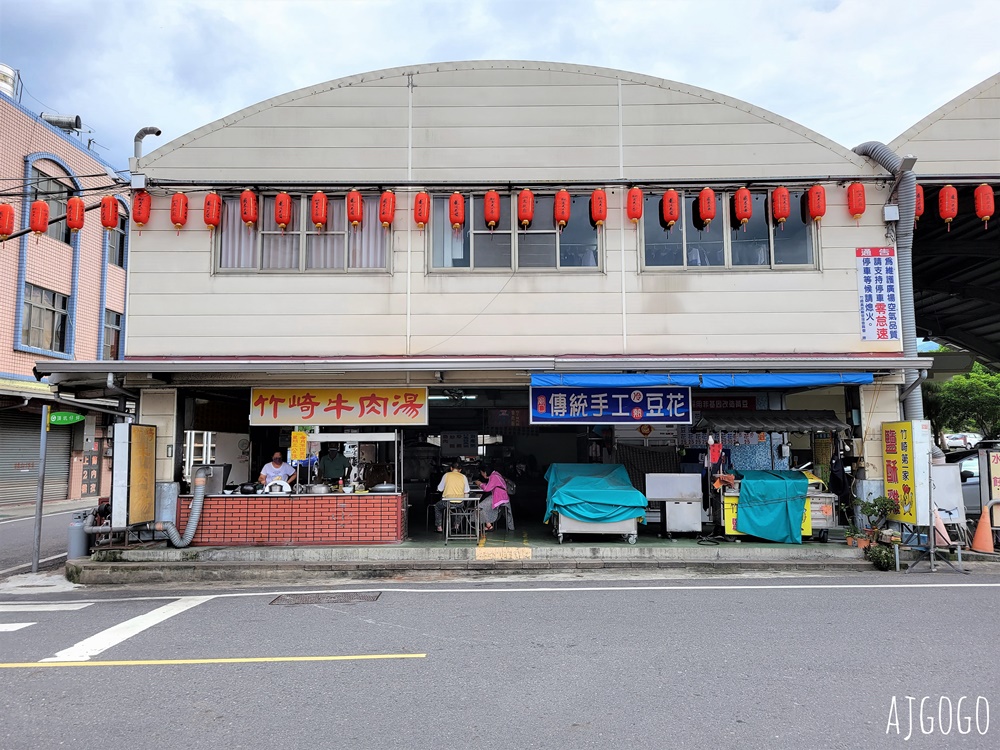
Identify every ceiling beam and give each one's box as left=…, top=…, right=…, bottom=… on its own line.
left=915, top=277, right=1000, bottom=306
left=915, top=316, right=1000, bottom=366
left=914, top=241, right=1000, bottom=259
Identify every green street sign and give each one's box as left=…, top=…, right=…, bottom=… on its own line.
left=49, top=411, right=85, bottom=426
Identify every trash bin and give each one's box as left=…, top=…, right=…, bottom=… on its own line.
left=67, top=511, right=90, bottom=560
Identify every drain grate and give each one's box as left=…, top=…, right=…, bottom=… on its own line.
left=269, top=592, right=381, bottom=605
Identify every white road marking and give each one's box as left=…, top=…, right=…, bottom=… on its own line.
left=0, top=603, right=92, bottom=612
left=0, top=509, right=86, bottom=525
left=0, top=554, right=67, bottom=577
left=0, top=623, right=35, bottom=632
left=41, top=596, right=214, bottom=663
left=6, top=579, right=1000, bottom=607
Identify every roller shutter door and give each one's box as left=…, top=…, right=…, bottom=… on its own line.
left=0, top=411, right=71, bottom=506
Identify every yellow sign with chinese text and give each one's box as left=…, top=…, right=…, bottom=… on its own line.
left=250, top=388, right=428, bottom=426
left=289, top=431, right=308, bottom=461
left=883, top=420, right=917, bottom=523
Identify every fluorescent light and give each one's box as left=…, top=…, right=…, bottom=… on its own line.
left=428, top=395, right=477, bottom=400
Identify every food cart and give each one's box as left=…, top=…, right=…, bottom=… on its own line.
left=695, top=410, right=847, bottom=542
left=544, top=464, right=647, bottom=544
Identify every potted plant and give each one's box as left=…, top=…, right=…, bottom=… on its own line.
left=845, top=523, right=863, bottom=547
left=865, top=542, right=896, bottom=571
left=857, top=494, right=900, bottom=531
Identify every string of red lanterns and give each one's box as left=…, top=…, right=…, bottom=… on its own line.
left=85, top=183, right=993, bottom=240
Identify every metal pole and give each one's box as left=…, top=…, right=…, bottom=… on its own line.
left=31, top=405, right=49, bottom=573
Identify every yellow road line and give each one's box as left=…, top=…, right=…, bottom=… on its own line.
left=0, top=653, right=426, bottom=669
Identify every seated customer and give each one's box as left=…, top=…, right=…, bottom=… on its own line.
left=475, top=465, right=510, bottom=532
left=434, top=462, right=470, bottom=533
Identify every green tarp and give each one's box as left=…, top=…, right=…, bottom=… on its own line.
left=734, top=471, right=809, bottom=544
left=543, top=464, right=647, bottom=524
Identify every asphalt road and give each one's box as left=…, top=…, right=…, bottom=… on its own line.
left=0, top=503, right=92, bottom=576
left=2, top=572, right=998, bottom=749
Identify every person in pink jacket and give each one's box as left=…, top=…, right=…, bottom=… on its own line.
left=475, top=465, right=510, bottom=532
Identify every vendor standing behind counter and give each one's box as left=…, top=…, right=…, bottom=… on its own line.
left=318, top=444, right=352, bottom=483
left=259, top=451, right=297, bottom=485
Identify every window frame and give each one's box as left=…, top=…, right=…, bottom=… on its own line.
left=22, top=282, right=69, bottom=353
left=103, top=309, right=122, bottom=360
left=428, top=191, right=604, bottom=273
left=215, top=193, right=390, bottom=275
left=30, top=166, right=72, bottom=245
left=108, top=212, right=127, bottom=267
left=639, top=188, right=819, bottom=272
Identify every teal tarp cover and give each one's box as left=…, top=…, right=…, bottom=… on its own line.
left=734, top=471, right=809, bottom=544
left=543, top=464, right=647, bottom=524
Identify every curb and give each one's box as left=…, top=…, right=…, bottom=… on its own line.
left=66, top=558, right=876, bottom=584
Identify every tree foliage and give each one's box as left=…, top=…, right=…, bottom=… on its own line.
left=936, top=363, right=1000, bottom=438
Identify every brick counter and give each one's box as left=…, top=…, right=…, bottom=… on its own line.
left=176, top=494, right=405, bottom=546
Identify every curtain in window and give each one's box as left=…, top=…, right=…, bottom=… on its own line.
left=307, top=197, right=347, bottom=269
left=348, top=197, right=387, bottom=269
left=219, top=198, right=256, bottom=268
left=261, top=196, right=299, bottom=269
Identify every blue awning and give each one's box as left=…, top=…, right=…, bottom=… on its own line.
left=531, top=373, right=701, bottom=387
left=531, top=372, right=874, bottom=388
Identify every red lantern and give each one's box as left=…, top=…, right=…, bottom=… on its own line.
left=132, top=189, right=151, bottom=228
left=311, top=192, right=328, bottom=229
left=100, top=195, right=118, bottom=230
left=204, top=192, right=222, bottom=230
left=914, top=184, right=924, bottom=221
left=0, top=203, right=14, bottom=240
left=413, top=191, right=430, bottom=229
left=483, top=190, right=501, bottom=230
left=939, top=184, right=958, bottom=232
left=733, top=187, right=752, bottom=229
left=66, top=196, right=85, bottom=233
left=30, top=200, right=49, bottom=236
left=975, top=183, right=994, bottom=230
left=449, top=192, right=465, bottom=230
left=554, top=190, right=571, bottom=229
left=517, top=189, right=534, bottom=228
left=170, top=192, right=188, bottom=233
left=590, top=189, right=607, bottom=226
left=807, top=185, right=826, bottom=222
left=240, top=189, right=257, bottom=228
left=379, top=190, right=396, bottom=228
left=771, top=186, right=790, bottom=228
left=698, top=187, right=716, bottom=228
left=661, top=189, right=679, bottom=229
left=626, top=187, right=643, bottom=224
left=274, top=192, right=292, bottom=231
left=347, top=190, right=363, bottom=227
left=847, top=182, right=866, bottom=223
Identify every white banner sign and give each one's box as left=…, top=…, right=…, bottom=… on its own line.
left=856, top=247, right=900, bottom=342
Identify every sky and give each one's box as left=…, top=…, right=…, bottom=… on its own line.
left=1, top=0, right=997, bottom=172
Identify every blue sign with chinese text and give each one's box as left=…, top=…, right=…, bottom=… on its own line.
left=530, top=386, right=692, bottom=425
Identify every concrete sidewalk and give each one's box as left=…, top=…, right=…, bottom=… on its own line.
left=69, top=529, right=895, bottom=584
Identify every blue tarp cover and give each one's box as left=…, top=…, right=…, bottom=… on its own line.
left=531, top=372, right=873, bottom=389
left=734, top=471, right=809, bottom=544
left=543, top=463, right=647, bottom=524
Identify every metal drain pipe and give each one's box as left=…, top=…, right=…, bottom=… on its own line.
left=152, top=466, right=208, bottom=548
left=852, top=142, right=922, bottom=419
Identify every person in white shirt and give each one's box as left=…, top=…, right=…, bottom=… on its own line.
left=259, top=451, right=297, bottom=485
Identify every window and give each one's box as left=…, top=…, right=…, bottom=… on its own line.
left=103, top=310, right=122, bottom=360
left=642, top=189, right=816, bottom=270
left=22, top=283, right=68, bottom=352
left=217, top=194, right=387, bottom=272
left=431, top=192, right=600, bottom=271
left=108, top=212, right=126, bottom=267
left=30, top=167, right=72, bottom=244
